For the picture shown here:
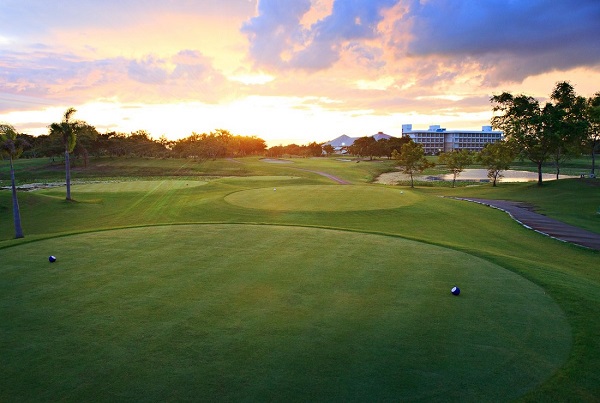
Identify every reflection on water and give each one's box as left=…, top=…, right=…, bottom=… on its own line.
left=439, top=169, right=576, bottom=182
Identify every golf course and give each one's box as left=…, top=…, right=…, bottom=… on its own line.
left=1, top=156, right=599, bottom=401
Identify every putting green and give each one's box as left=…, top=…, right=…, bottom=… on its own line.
left=69, top=179, right=207, bottom=193
left=0, top=224, right=570, bottom=401
left=219, top=175, right=300, bottom=182
left=225, top=185, right=417, bottom=211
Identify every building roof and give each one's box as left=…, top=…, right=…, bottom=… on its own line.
left=402, top=124, right=502, bottom=135
left=325, top=134, right=356, bottom=147
left=325, top=132, right=394, bottom=148
left=371, top=132, right=392, bottom=141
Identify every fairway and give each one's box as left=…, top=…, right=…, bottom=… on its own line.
left=225, top=185, right=416, bottom=211
left=0, top=224, right=570, bottom=401
left=70, top=179, right=207, bottom=193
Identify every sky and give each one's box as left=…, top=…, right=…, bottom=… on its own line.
left=1, top=0, right=599, bottom=146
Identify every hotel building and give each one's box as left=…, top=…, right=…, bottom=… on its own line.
left=402, top=124, right=504, bottom=154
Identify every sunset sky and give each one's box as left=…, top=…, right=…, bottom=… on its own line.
left=1, top=0, right=599, bottom=146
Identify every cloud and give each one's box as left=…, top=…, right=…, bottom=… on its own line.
left=243, top=0, right=399, bottom=70
left=244, top=0, right=600, bottom=83
left=128, top=56, right=169, bottom=84
left=0, top=48, right=230, bottom=113
left=397, top=0, right=600, bottom=82
left=242, top=0, right=313, bottom=67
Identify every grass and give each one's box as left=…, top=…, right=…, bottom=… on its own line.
left=0, top=156, right=599, bottom=401
left=1, top=225, right=570, bottom=401
left=225, top=185, right=414, bottom=211
left=431, top=178, right=600, bottom=233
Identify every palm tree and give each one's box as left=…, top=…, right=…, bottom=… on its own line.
left=50, top=108, right=78, bottom=201
left=0, top=124, right=28, bottom=238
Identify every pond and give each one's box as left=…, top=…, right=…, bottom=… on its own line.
left=376, top=169, right=577, bottom=184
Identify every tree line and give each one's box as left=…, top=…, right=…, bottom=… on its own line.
left=491, top=81, right=600, bottom=184
left=2, top=81, right=599, bottom=238
left=17, top=126, right=268, bottom=162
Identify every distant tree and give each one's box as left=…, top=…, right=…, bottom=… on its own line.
left=304, top=142, right=323, bottom=157
left=491, top=82, right=588, bottom=185
left=348, top=136, right=377, bottom=159
left=491, top=93, right=549, bottom=186
left=157, top=135, right=174, bottom=154
left=385, top=136, right=411, bottom=159
left=0, top=124, right=29, bottom=238
left=585, top=92, right=600, bottom=176
left=265, top=145, right=285, bottom=158
left=73, top=123, right=99, bottom=167
left=477, top=141, right=517, bottom=187
left=15, top=133, right=39, bottom=158
left=546, top=82, right=588, bottom=179
left=322, top=144, right=335, bottom=156
left=49, top=107, right=79, bottom=200
left=239, top=136, right=266, bottom=156
left=283, top=143, right=302, bottom=156
left=439, top=150, right=474, bottom=187
left=392, top=141, right=434, bottom=188
left=201, top=131, right=227, bottom=160
left=372, top=138, right=389, bottom=158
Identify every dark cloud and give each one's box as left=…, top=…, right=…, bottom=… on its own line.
left=400, top=0, right=600, bottom=82
left=243, top=0, right=399, bottom=70
left=242, top=0, right=312, bottom=67
left=346, top=43, right=386, bottom=69
left=311, top=0, right=398, bottom=41
left=243, top=0, right=600, bottom=82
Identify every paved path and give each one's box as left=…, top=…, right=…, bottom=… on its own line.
left=456, top=198, right=600, bottom=251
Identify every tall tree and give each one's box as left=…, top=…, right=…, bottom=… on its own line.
left=491, top=93, right=549, bottom=185
left=439, top=150, right=474, bottom=188
left=73, top=123, right=99, bottom=167
left=392, top=141, right=434, bottom=188
left=492, top=82, right=589, bottom=185
left=304, top=141, right=323, bottom=157
left=385, top=136, right=411, bottom=159
left=49, top=108, right=78, bottom=200
left=585, top=92, right=600, bottom=176
left=0, top=124, right=29, bottom=238
left=547, top=82, right=588, bottom=179
left=477, top=141, right=517, bottom=187
left=348, top=136, right=377, bottom=160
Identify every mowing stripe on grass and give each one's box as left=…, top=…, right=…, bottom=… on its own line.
left=69, top=180, right=208, bottom=193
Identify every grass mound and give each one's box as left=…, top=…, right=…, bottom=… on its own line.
left=225, top=185, right=416, bottom=211
left=0, top=224, right=570, bottom=401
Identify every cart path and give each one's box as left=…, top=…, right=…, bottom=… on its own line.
left=456, top=198, right=600, bottom=250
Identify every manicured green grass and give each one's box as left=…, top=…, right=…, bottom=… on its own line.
left=225, top=185, right=414, bottom=211
left=0, top=156, right=392, bottom=186
left=0, top=156, right=599, bottom=401
left=71, top=179, right=208, bottom=193
left=432, top=178, right=600, bottom=233
left=0, top=225, right=570, bottom=401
